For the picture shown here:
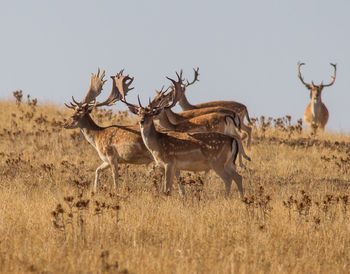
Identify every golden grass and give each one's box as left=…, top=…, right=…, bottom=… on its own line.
left=0, top=97, right=349, bottom=273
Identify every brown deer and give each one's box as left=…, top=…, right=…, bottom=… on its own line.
left=121, top=73, right=244, bottom=197
left=64, top=69, right=154, bottom=191
left=297, top=62, right=337, bottom=133
left=176, top=68, right=253, bottom=147
left=154, top=83, right=241, bottom=131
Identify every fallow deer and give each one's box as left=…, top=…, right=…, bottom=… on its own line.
left=297, top=62, right=337, bottom=133
left=64, top=69, right=154, bottom=191
left=176, top=68, right=253, bottom=147
left=121, top=74, right=244, bottom=197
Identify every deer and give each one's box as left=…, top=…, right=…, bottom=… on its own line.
left=150, top=84, right=251, bottom=168
left=64, top=69, right=155, bottom=191
left=121, top=73, right=244, bottom=197
left=154, top=82, right=241, bottom=131
left=174, top=68, right=253, bottom=147
left=297, top=62, right=337, bottom=133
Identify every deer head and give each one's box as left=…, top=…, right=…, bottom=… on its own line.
left=157, top=68, right=199, bottom=99
left=64, top=68, right=133, bottom=129
left=152, top=85, right=173, bottom=109
left=297, top=62, right=337, bottom=101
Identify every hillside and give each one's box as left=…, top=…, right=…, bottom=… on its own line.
left=0, top=98, right=349, bottom=273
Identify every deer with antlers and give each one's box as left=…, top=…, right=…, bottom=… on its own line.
left=150, top=85, right=251, bottom=168
left=64, top=69, right=155, bottom=191
left=121, top=74, right=244, bottom=197
left=297, top=62, right=337, bottom=133
left=174, top=68, right=252, bottom=147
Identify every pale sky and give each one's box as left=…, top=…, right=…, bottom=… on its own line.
left=1, top=0, right=349, bottom=131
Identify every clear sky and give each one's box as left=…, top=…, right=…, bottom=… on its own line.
left=1, top=0, right=349, bottom=131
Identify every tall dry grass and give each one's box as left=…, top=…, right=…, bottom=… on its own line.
left=0, top=94, right=349, bottom=273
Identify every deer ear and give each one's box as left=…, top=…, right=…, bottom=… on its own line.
left=127, top=105, right=139, bottom=115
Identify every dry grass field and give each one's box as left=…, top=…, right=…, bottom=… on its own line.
left=0, top=95, right=349, bottom=273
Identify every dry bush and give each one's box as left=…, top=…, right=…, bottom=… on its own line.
left=0, top=97, right=349, bottom=273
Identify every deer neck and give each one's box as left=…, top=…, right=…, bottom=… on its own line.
left=140, top=119, right=161, bottom=154
left=157, top=111, right=177, bottom=130
left=79, top=114, right=103, bottom=148
left=164, top=108, right=187, bottom=124
left=178, top=93, right=196, bottom=111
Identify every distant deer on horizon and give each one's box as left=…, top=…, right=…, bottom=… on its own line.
left=297, top=62, right=337, bottom=133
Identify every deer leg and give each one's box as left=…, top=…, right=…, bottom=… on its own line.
left=94, top=162, right=110, bottom=191
left=214, top=168, right=233, bottom=197
left=163, top=164, right=175, bottom=195
left=227, top=167, right=243, bottom=198
left=210, top=164, right=232, bottom=197
left=108, top=156, right=119, bottom=190
left=224, top=158, right=244, bottom=198
left=175, top=169, right=185, bottom=196
left=158, top=165, right=166, bottom=178
left=311, top=123, right=318, bottom=136
left=318, top=124, right=326, bottom=134
left=203, top=170, right=210, bottom=178
left=232, top=171, right=243, bottom=198
left=148, top=163, right=165, bottom=192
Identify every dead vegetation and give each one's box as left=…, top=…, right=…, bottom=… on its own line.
left=0, top=94, right=349, bottom=273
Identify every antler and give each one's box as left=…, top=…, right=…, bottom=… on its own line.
left=81, top=68, right=107, bottom=105
left=297, top=62, right=311, bottom=89
left=92, top=69, right=133, bottom=107
left=148, top=86, right=173, bottom=109
left=64, top=68, right=135, bottom=111
left=164, top=71, right=184, bottom=109
left=184, top=67, right=200, bottom=89
left=322, top=63, right=337, bottom=87
left=155, top=85, right=172, bottom=96
left=112, top=70, right=134, bottom=100
left=64, top=68, right=106, bottom=110
left=64, top=101, right=78, bottom=109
